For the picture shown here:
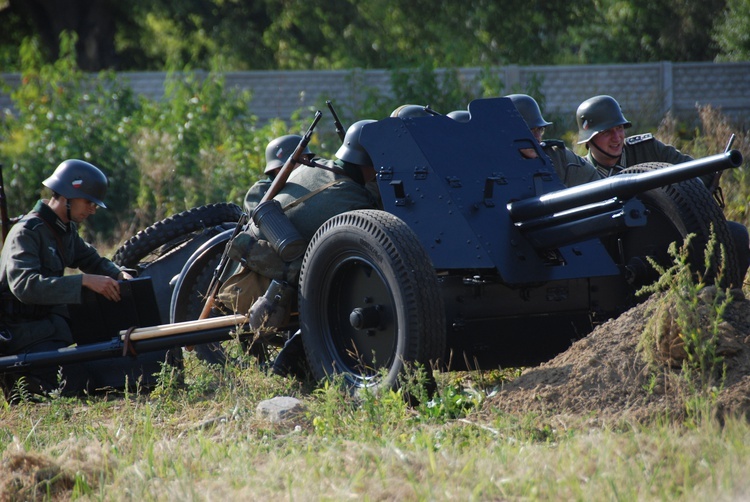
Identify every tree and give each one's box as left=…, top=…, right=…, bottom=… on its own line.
left=714, top=0, right=750, bottom=61
left=1, top=0, right=127, bottom=70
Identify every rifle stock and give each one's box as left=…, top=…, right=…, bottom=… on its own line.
left=197, top=110, right=322, bottom=320
left=197, top=212, right=248, bottom=321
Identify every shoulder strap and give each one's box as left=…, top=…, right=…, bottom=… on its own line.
left=281, top=180, right=341, bottom=212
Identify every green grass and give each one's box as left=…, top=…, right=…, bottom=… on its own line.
left=2, top=352, right=750, bottom=501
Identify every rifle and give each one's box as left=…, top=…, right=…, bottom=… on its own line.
left=326, top=100, right=346, bottom=141
left=0, top=163, right=10, bottom=243
left=708, top=134, right=735, bottom=208
left=198, top=110, right=323, bottom=320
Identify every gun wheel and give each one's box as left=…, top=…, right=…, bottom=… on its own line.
left=608, top=163, right=743, bottom=289
left=299, top=209, right=446, bottom=392
left=113, top=203, right=242, bottom=268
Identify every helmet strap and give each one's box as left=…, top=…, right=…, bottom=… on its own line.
left=589, top=138, right=622, bottom=162
left=65, top=199, right=72, bottom=223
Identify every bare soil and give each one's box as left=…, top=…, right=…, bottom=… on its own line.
left=484, top=287, right=750, bottom=424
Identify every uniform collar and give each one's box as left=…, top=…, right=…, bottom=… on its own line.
left=33, top=200, right=70, bottom=235
left=587, top=150, right=628, bottom=177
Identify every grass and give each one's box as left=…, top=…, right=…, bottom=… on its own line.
left=2, top=350, right=750, bottom=501
left=3, top=107, right=750, bottom=500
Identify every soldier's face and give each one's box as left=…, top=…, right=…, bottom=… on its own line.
left=69, top=198, right=98, bottom=223
left=530, top=126, right=545, bottom=143
left=590, top=125, right=625, bottom=159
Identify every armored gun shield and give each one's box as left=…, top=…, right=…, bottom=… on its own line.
left=296, top=96, right=742, bottom=383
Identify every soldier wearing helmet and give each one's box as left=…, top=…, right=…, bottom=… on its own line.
left=506, top=94, right=602, bottom=187
left=244, top=135, right=315, bottom=213
left=215, top=120, right=381, bottom=375
left=0, top=159, right=133, bottom=395
left=576, top=94, right=750, bottom=279
left=575, top=95, right=694, bottom=179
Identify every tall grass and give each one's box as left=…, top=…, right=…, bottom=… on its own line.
left=3, top=353, right=750, bottom=500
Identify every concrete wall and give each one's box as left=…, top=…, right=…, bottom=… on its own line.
left=2, top=62, right=749, bottom=126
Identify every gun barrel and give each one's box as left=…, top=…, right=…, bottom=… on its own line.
left=508, top=150, right=743, bottom=222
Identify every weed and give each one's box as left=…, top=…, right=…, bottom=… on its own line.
left=639, top=231, right=734, bottom=420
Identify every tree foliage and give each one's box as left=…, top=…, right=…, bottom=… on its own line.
left=0, top=0, right=744, bottom=72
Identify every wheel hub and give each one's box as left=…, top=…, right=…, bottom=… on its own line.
left=349, top=305, right=382, bottom=330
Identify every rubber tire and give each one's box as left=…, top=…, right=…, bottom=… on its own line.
left=299, top=209, right=446, bottom=392
left=610, top=163, right=742, bottom=288
left=113, top=203, right=243, bottom=268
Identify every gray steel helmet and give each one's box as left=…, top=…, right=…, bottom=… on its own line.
left=447, top=110, right=470, bottom=122
left=43, top=159, right=109, bottom=208
left=390, top=104, right=432, bottom=119
left=335, top=119, right=376, bottom=166
left=506, top=94, right=552, bottom=129
left=265, top=134, right=313, bottom=174
left=576, top=95, right=632, bottom=144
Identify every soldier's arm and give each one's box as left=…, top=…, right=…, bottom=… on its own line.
left=69, top=231, right=122, bottom=279
left=4, top=227, right=87, bottom=305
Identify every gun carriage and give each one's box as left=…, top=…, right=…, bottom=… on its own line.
left=1, top=97, right=744, bottom=393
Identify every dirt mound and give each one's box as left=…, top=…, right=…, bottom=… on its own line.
left=485, top=289, right=750, bottom=423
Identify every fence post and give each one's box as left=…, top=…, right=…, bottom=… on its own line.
left=660, top=61, right=674, bottom=116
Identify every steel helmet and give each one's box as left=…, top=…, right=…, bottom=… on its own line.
left=390, top=104, right=432, bottom=119
left=265, top=134, right=314, bottom=174
left=506, top=94, right=552, bottom=129
left=335, top=119, right=376, bottom=166
left=447, top=110, right=470, bottom=122
left=43, top=159, right=109, bottom=208
left=576, top=95, right=632, bottom=144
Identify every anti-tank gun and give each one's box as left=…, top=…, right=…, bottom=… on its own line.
left=294, top=96, right=743, bottom=388
left=2, top=97, right=743, bottom=395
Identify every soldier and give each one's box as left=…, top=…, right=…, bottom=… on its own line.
left=244, top=135, right=314, bottom=213
left=216, top=120, right=381, bottom=375
left=507, top=94, right=603, bottom=188
left=576, top=94, right=750, bottom=280
left=575, top=95, right=705, bottom=181
left=0, top=159, right=134, bottom=395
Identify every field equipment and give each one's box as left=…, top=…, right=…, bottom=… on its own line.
left=2, top=97, right=743, bottom=394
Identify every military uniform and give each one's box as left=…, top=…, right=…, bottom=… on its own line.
left=586, top=133, right=750, bottom=279
left=0, top=200, right=122, bottom=355
left=586, top=133, right=694, bottom=178
left=218, top=159, right=379, bottom=313
left=244, top=178, right=272, bottom=213
left=541, top=139, right=603, bottom=187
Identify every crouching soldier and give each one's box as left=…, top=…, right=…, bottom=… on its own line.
left=0, top=160, right=136, bottom=397
left=213, top=121, right=381, bottom=376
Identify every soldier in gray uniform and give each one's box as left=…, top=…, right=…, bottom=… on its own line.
left=216, top=121, right=381, bottom=375
left=506, top=94, right=603, bottom=187
left=0, top=159, right=133, bottom=395
left=244, top=135, right=314, bottom=214
left=575, top=95, right=703, bottom=180
left=576, top=94, right=750, bottom=280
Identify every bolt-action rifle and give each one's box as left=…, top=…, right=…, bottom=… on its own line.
left=197, top=111, right=323, bottom=320
left=326, top=100, right=346, bottom=141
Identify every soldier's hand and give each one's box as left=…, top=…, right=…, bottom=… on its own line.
left=82, top=274, right=122, bottom=302
left=118, top=270, right=134, bottom=281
